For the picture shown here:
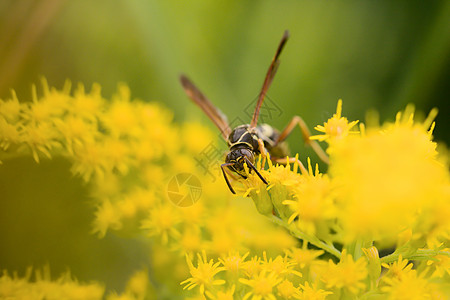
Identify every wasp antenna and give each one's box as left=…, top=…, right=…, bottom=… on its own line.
left=221, top=163, right=237, bottom=194
left=244, top=156, right=268, bottom=185
left=250, top=30, right=290, bottom=129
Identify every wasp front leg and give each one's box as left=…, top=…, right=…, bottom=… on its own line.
left=275, top=116, right=329, bottom=164
left=257, top=138, right=268, bottom=167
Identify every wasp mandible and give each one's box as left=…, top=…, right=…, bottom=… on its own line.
left=180, top=30, right=329, bottom=194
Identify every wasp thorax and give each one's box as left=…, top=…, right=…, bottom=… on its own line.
left=225, top=147, right=255, bottom=177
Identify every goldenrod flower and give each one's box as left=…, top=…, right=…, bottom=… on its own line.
left=426, top=249, right=450, bottom=278
left=321, top=250, right=367, bottom=295
left=283, top=158, right=335, bottom=237
left=181, top=251, right=226, bottom=295
left=381, top=270, right=430, bottom=300
left=329, top=106, right=450, bottom=243
left=3, top=81, right=450, bottom=299
left=381, top=255, right=414, bottom=280
left=285, top=247, right=324, bottom=269
left=0, top=267, right=104, bottom=300
left=239, top=270, right=282, bottom=300
left=205, top=285, right=236, bottom=300
left=260, top=251, right=302, bottom=278
left=298, top=282, right=331, bottom=300
left=310, top=99, right=359, bottom=142
left=219, top=251, right=250, bottom=274
left=141, top=205, right=181, bottom=244
left=277, top=279, right=301, bottom=299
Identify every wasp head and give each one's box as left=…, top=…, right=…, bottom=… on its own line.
left=225, top=147, right=255, bottom=178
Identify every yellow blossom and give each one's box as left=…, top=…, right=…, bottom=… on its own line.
left=285, top=247, right=324, bottom=269
left=92, top=199, right=123, bottom=237
left=0, top=91, right=22, bottom=122
left=310, top=99, right=358, bottom=142
left=283, top=158, right=335, bottom=237
left=298, top=282, right=331, bottom=300
left=141, top=205, right=181, bottom=244
left=277, top=279, right=301, bottom=299
left=260, top=251, right=302, bottom=278
left=321, top=250, right=367, bottom=295
left=381, top=269, right=430, bottom=300
left=426, top=249, right=450, bottom=278
left=239, top=270, right=282, bottom=300
left=0, top=267, right=104, bottom=300
left=219, top=251, right=250, bottom=274
left=329, top=106, right=450, bottom=242
left=381, top=255, right=414, bottom=280
left=181, top=251, right=226, bottom=295
left=205, top=285, right=236, bottom=300
left=0, top=116, right=20, bottom=151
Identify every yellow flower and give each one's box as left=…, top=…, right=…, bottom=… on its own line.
left=426, top=249, right=450, bottom=278
left=329, top=106, right=450, bottom=242
left=0, top=116, right=20, bottom=151
left=101, top=84, right=140, bottom=138
left=260, top=252, right=302, bottom=278
left=381, top=255, right=414, bottom=280
left=26, top=80, right=71, bottom=122
left=20, top=122, right=60, bottom=163
left=141, top=205, right=181, bottom=245
left=283, top=158, right=335, bottom=237
left=205, top=285, right=236, bottom=300
left=92, top=199, right=123, bottom=237
left=0, top=266, right=104, bottom=300
left=71, top=83, right=105, bottom=120
left=54, top=115, right=97, bottom=155
left=310, top=99, right=359, bottom=142
left=321, top=250, right=367, bottom=295
left=285, top=247, right=324, bottom=269
left=242, top=255, right=263, bottom=279
left=219, top=251, right=250, bottom=274
left=181, top=251, right=225, bottom=295
left=0, top=91, right=22, bottom=123
left=298, top=282, right=331, bottom=300
left=277, top=279, right=301, bottom=299
left=71, top=139, right=110, bottom=182
left=381, top=270, right=429, bottom=300
left=239, top=270, right=282, bottom=300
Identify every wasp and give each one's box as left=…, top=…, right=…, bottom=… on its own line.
left=180, top=30, right=328, bottom=194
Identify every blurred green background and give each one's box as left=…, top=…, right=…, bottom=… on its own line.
left=0, top=0, right=449, bottom=294
left=1, top=0, right=449, bottom=144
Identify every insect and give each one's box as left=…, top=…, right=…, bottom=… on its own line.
left=180, top=30, right=328, bottom=194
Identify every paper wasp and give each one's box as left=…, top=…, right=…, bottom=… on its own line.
left=180, top=30, right=328, bottom=194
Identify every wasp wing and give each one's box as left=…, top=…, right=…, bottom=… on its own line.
left=180, top=75, right=231, bottom=140
left=250, top=30, right=289, bottom=129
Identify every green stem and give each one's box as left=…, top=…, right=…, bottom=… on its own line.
left=380, top=249, right=450, bottom=264
left=269, top=215, right=341, bottom=259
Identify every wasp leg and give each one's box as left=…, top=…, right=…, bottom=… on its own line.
left=272, top=156, right=308, bottom=175
left=221, top=163, right=236, bottom=194
left=224, top=166, right=240, bottom=181
left=275, top=116, right=329, bottom=164
left=257, top=138, right=268, bottom=167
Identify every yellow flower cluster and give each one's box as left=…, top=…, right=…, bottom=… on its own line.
left=0, top=81, right=297, bottom=298
left=0, top=266, right=151, bottom=299
left=0, top=266, right=104, bottom=300
left=1, top=82, right=449, bottom=298
left=182, top=246, right=450, bottom=299
left=232, top=100, right=450, bottom=299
